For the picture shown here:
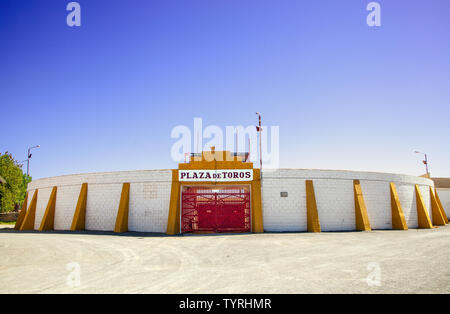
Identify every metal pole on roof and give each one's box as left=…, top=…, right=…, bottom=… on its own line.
left=256, top=112, right=262, bottom=171
left=414, top=151, right=429, bottom=177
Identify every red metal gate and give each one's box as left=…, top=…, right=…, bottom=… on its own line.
left=181, top=186, right=251, bottom=233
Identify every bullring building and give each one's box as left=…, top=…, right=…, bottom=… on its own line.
left=15, top=148, right=449, bottom=234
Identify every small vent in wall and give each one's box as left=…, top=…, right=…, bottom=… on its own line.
left=280, top=192, right=288, bottom=197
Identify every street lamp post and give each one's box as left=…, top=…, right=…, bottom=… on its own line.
left=27, top=145, right=40, bottom=177
left=414, top=151, right=429, bottom=177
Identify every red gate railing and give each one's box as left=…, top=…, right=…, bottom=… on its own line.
left=181, top=187, right=251, bottom=233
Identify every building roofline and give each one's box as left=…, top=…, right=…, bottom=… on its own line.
left=431, top=178, right=450, bottom=189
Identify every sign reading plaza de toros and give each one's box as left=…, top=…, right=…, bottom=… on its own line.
left=179, top=169, right=253, bottom=182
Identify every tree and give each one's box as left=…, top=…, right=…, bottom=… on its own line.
left=0, top=152, right=30, bottom=213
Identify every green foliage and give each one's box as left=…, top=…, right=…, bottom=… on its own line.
left=0, top=152, right=30, bottom=213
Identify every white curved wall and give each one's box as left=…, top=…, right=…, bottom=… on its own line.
left=436, top=188, right=450, bottom=219
left=261, top=169, right=434, bottom=232
left=26, top=169, right=435, bottom=233
left=26, top=170, right=172, bottom=233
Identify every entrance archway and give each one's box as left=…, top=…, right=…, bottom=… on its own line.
left=181, top=186, right=251, bottom=233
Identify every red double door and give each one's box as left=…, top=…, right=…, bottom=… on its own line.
left=181, top=186, right=251, bottom=233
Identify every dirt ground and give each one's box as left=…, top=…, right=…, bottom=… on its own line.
left=0, top=225, right=449, bottom=294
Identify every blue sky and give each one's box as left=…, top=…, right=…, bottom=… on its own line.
left=1, top=0, right=449, bottom=179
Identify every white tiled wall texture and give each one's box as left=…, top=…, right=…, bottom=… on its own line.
left=27, top=170, right=172, bottom=233
left=436, top=188, right=450, bottom=219
left=27, top=169, right=436, bottom=233
left=54, top=185, right=80, bottom=230
left=261, top=169, right=434, bottom=232
left=34, top=187, right=52, bottom=230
